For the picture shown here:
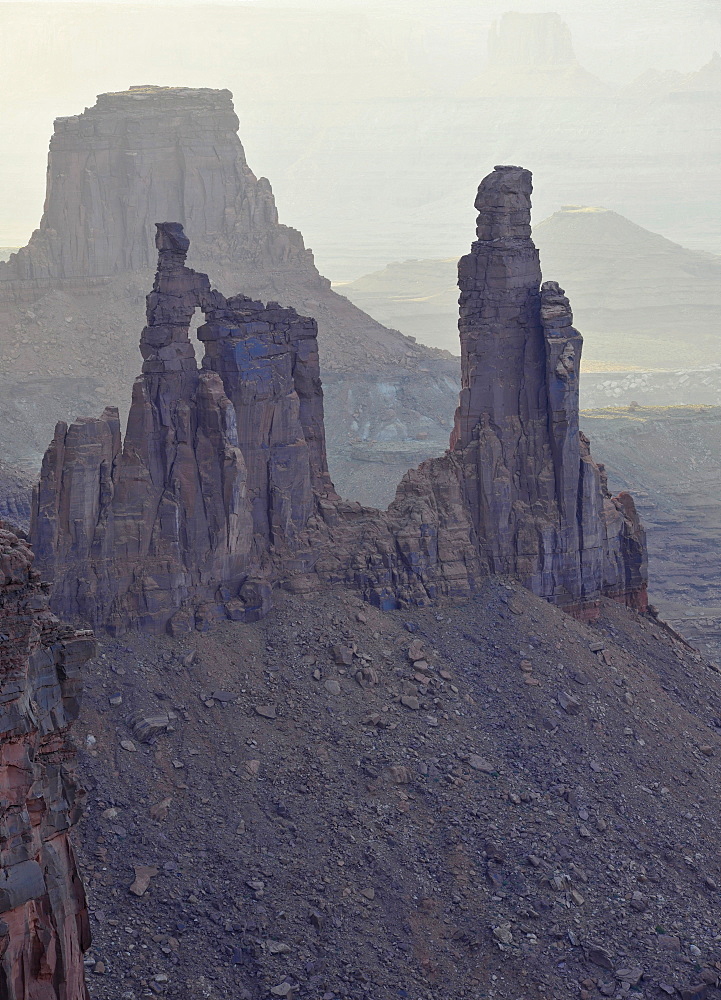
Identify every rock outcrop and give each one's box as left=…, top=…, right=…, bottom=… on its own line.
left=0, top=466, right=32, bottom=531
left=0, top=521, right=95, bottom=998
left=579, top=403, right=721, bottom=666
left=0, top=86, right=454, bottom=495
left=32, top=222, right=336, bottom=634
left=0, top=87, right=308, bottom=283
left=448, top=166, right=646, bottom=614
left=31, top=167, right=648, bottom=632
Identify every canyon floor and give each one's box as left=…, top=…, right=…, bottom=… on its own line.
left=74, top=581, right=721, bottom=1000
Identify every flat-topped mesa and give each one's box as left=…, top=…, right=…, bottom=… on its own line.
left=488, top=12, right=577, bottom=71
left=471, top=13, right=607, bottom=98
left=0, top=87, right=298, bottom=281
left=0, top=521, right=96, bottom=998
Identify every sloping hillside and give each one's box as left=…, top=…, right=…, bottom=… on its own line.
left=336, top=208, right=721, bottom=371
left=76, top=583, right=721, bottom=1000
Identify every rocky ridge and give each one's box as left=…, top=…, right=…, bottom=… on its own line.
left=31, top=167, right=647, bottom=633
left=0, top=520, right=96, bottom=997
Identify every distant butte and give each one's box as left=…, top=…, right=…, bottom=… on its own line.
left=30, top=166, right=647, bottom=633
left=0, top=85, right=456, bottom=499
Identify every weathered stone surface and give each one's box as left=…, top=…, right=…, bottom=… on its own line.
left=0, top=520, right=95, bottom=998
left=0, top=88, right=301, bottom=282
left=0, top=86, right=454, bottom=499
left=448, top=166, right=647, bottom=614
left=32, top=223, right=335, bottom=633
left=32, top=166, right=648, bottom=631
left=0, top=466, right=32, bottom=531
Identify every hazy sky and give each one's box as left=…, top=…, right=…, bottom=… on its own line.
left=2, top=0, right=720, bottom=273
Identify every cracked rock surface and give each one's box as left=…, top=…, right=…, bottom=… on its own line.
left=0, top=520, right=96, bottom=998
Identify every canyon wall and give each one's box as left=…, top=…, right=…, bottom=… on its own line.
left=31, top=167, right=647, bottom=632
left=0, top=87, right=311, bottom=283
left=0, top=522, right=95, bottom=998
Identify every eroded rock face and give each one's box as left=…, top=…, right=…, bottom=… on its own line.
left=31, top=168, right=647, bottom=632
left=0, top=93, right=450, bottom=405
left=0, top=87, right=302, bottom=282
left=32, top=223, right=336, bottom=633
left=0, top=521, right=95, bottom=998
left=449, top=167, right=647, bottom=614
left=0, top=86, right=454, bottom=506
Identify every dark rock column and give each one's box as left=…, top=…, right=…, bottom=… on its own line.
left=450, top=165, right=647, bottom=613
left=451, top=166, right=559, bottom=590
left=31, top=224, right=335, bottom=632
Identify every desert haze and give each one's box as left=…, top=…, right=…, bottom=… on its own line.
left=0, top=3, right=720, bottom=999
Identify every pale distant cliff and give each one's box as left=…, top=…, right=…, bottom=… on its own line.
left=0, top=87, right=455, bottom=498
left=462, top=11, right=607, bottom=97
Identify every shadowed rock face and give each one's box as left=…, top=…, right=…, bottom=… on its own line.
left=32, top=222, right=335, bottom=634
left=451, top=167, right=647, bottom=613
left=31, top=168, right=647, bottom=632
left=0, top=522, right=95, bottom=998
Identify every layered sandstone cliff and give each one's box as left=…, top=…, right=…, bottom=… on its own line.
left=1, top=87, right=310, bottom=283
left=0, top=522, right=95, bottom=998
left=0, top=86, right=453, bottom=491
left=31, top=167, right=647, bottom=632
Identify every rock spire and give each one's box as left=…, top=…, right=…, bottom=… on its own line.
left=451, top=165, right=646, bottom=613
left=31, top=167, right=648, bottom=632
left=32, top=223, right=335, bottom=633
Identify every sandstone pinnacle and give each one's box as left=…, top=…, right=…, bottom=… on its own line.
left=31, top=166, right=647, bottom=631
